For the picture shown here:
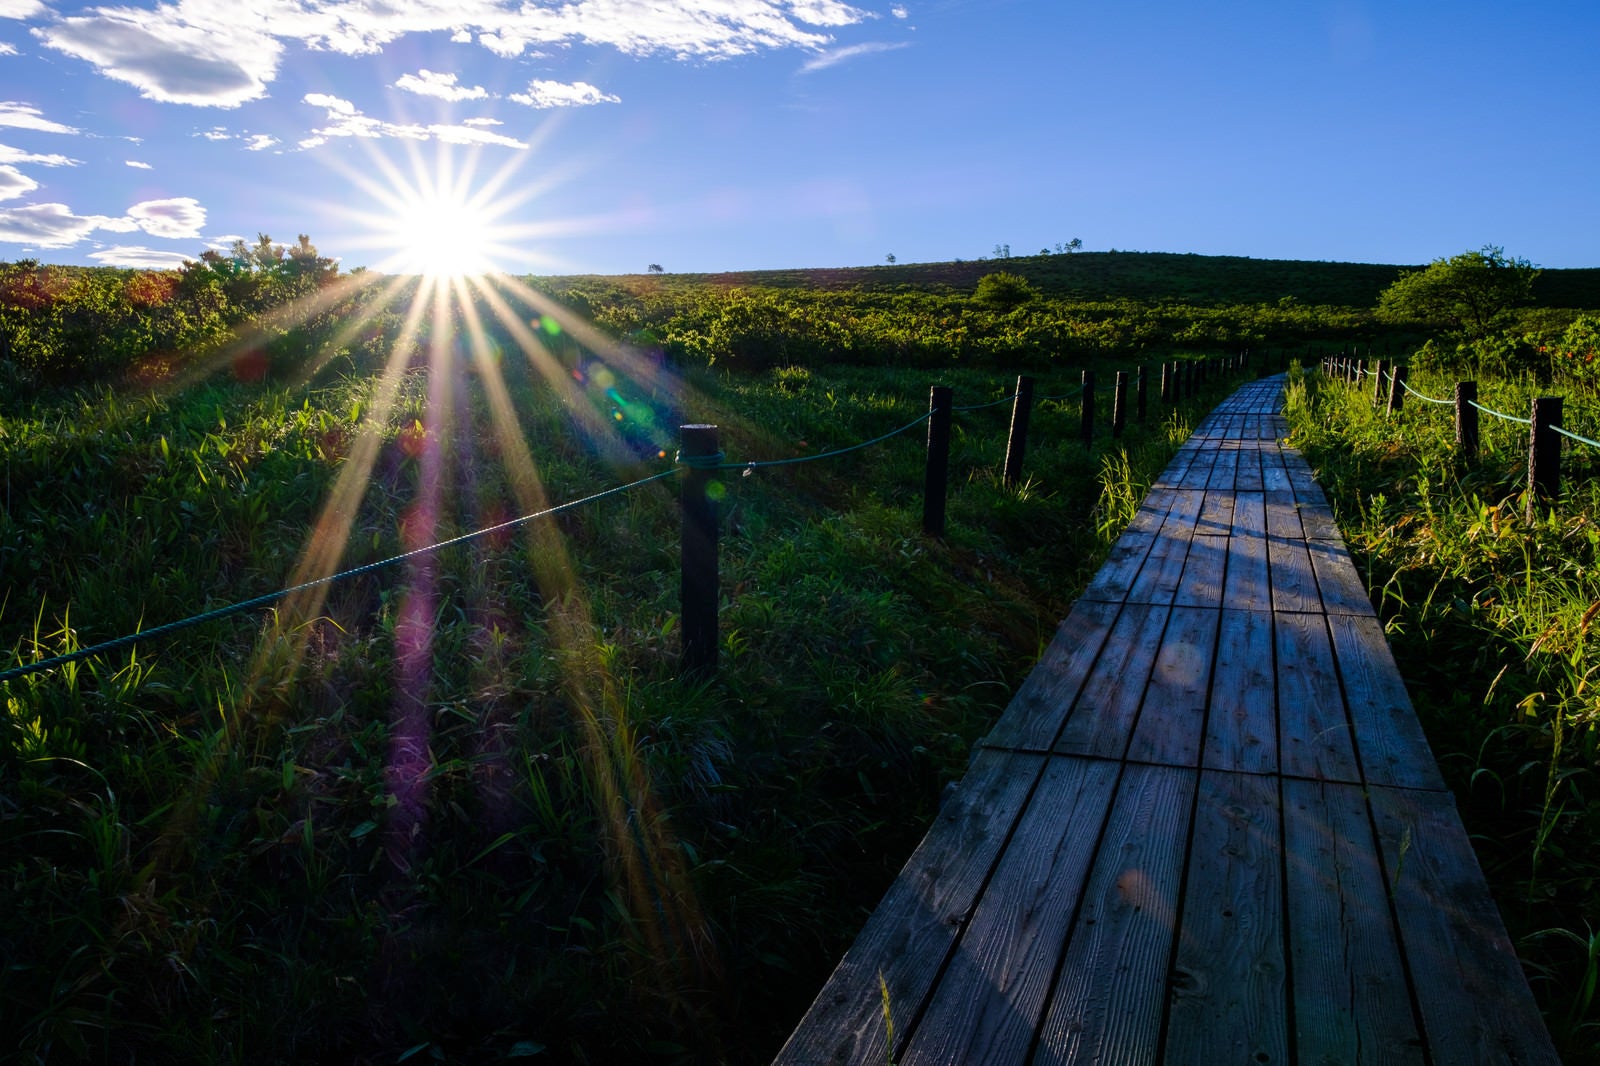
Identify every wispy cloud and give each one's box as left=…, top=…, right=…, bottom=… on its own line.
left=302, top=93, right=528, bottom=149
left=243, top=133, right=277, bottom=150
left=0, top=202, right=125, bottom=247
left=0, top=42, right=16, bottom=55
left=0, top=101, right=79, bottom=134
left=508, top=79, right=620, bottom=109
left=0, top=162, right=38, bottom=200
left=125, top=159, right=153, bottom=168
left=395, top=69, right=488, bottom=101
left=88, top=245, right=198, bottom=268
left=0, top=142, right=79, bottom=166
left=799, top=40, right=909, bottom=72
left=0, top=0, right=46, bottom=19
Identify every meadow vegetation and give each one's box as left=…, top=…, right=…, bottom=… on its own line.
left=1, top=247, right=1596, bottom=1061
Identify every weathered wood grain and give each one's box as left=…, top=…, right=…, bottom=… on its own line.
left=1307, top=537, right=1376, bottom=616
left=772, top=748, right=1045, bottom=1066
left=1276, top=612, right=1359, bottom=783
left=1207, top=447, right=1239, bottom=492
left=1127, top=487, right=1179, bottom=535
left=1128, top=607, right=1219, bottom=767
left=1283, top=778, right=1424, bottom=1064
left=1260, top=450, right=1291, bottom=493
left=1327, top=614, right=1445, bottom=791
left=1263, top=491, right=1303, bottom=539
left=1033, top=765, right=1196, bottom=1066
left=1165, top=769, right=1287, bottom=1066
left=1267, top=530, right=1319, bottom=615
left=1126, top=528, right=1191, bottom=606
left=1084, top=531, right=1157, bottom=604
left=1204, top=608, right=1277, bottom=775
left=1174, top=535, right=1227, bottom=609
left=1197, top=488, right=1234, bottom=536
left=1234, top=445, right=1264, bottom=491
left=983, top=600, right=1120, bottom=752
left=1223, top=492, right=1270, bottom=611
left=1369, top=786, right=1562, bottom=1066
left=1179, top=448, right=1217, bottom=490
left=1159, top=490, right=1206, bottom=538
left=900, top=756, right=1119, bottom=1065
left=1055, top=603, right=1170, bottom=760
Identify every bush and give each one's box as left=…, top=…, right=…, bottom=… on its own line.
left=973, top=272, right=1037, bottom=310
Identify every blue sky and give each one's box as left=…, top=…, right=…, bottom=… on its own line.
left=0, top=0, right=1595, bottom=275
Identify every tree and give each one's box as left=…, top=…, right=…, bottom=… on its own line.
left=1377, top=245, right=1538, bottom=339
left=885, top=253, right=896, bottom=265
left=1055, top=238, right=1083, bottom=254
left=647, top=263, right=664, bottom=274
left=974, top=271, right=1036, bottom=309
left=992, top=243, right=1011, bottom=260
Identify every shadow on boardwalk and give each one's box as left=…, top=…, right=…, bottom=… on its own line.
left=775, top=375, right=1558, bottom=1066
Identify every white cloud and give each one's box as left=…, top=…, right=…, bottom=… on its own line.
left=125, top=159, right=153, bottom=168
left=35, top=7, right=280, bottom=108
left=244, top=133, right=277, bottom=150
left=462, top=117, right=501, bottom=127
left=0, top=42, right=16, bottom=55
left=509, top=79, right=620, bottom=109
left=450, top=28, right=471, bottom=43
left=0, top=162, right=38, bottom=200
left=0, top=0, right=45, bottom=19
left=201, top=127, right=232, bottom=140
left=799, top=40, right=908, bottom=72
left=298, top=134, right=326, bottom=149
left=0, top=202, right=123, bottom=247
left=302, top=94, right=527, bottom=148
left=395, top=69, right=487, bottom=101
left=0, top=142, right=78, bottom=166
left=890, top=4, right=908, bottom=18
left=126, top=196, right=206, bottom=239
left=89, top=245, right=197, bottom=268
left=0, top=101, right=79, bottom=134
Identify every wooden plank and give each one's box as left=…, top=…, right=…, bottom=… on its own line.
left=1197, top=488, right=1234, bottom=536
left=900, top=757, right=1120, bottom=1065
left=1153, top=449, right=1199, bottom=490
left=1179, top=448, right=1217, bottom=490
left=1128, top=606, right=1218, bottom=767
left=1174, top=535, right=1227, bottom=609
left=1234, top=445, right=1264, bottom=491
left=1165, top=770, right=1287, bottom=1065
left=1206, top=446, right=1239, bottom=491
left=1307, top=538, right=1375, bottom=616
left=1327, top=614, right=1445, bottom=792
left=1126, top=487, right=1178, bottom=535
left=1275, top=612, right=1359, bottom=783
left=1055, top=603, right=1170, bottom=760
left=983, top=600, right=1120, bottom=752
left=1369, top=786, right=1561, bottom=1065
left=1282, top=778, right=1424, bottom=1064
left=1267, top=532, right=1319, bottom=615
left=772, top=748, right=1045, bottom=1066
left=1260, top=450, right=1292, bottom=493
left=1223, top=493, right=1270, bottom=612
left=1160, top=490, right=1206, bottom=538
left=1204, top=609, right=1277, bottom=775
left=1298, top=502, right=1341, bottom=541
left=1126, top=528, right=1190, bottom=607
left=1084, top=531, right=1156, bottom=604
left=1263, top=490, right=1302, bottom=539
left=1035, top=765, right=1197, bottom=1065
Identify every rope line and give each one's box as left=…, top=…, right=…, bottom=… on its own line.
left=0, top=469, right=678, bottom=684
left=1400, top=378, right=1454, bottom=406
left=728, top=411, right=932, bottom=472
left=953, top=392, right=1020, bottom=412
left=1040, top=386, right=1086, bottom=402
left=1469, top=399, right=1533, bottom=425
left=1552, top=424, right=1600, bottom=450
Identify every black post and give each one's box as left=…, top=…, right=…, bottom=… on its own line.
left=1386, top=365, right=1407, bottom=415
left=1002, top=375, right=1034, bottom=488
left=1112, top=371, right=1128, bottom=438
left=1528, top=396, right=1563, bottom=519
left=680, top=423, right=720, bottom=676
left=1135, top=364, right=1148, bottom=422
left=1456, top=381, right=1478, bottom=465
left=1370, top=359, right=1385, bottom=405
left=923, top=386, right=953, bottom=536
left=1160, top=361, right=1172, bottom=405
left=1079, top=370, right=1096, bottom=445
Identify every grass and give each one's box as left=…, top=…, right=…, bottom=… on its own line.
left=1283, top=363, right=1600, bottom=1060
left=0, top=334, right=1244, bottom=1062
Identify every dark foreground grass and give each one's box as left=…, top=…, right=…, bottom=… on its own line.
left=1284, top=365, right=1600, bottom=1062
left=1, top=341, right=1234, bottom=1063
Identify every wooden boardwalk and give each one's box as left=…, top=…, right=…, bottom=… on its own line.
left=775, top=376, right=1558, bottom=1066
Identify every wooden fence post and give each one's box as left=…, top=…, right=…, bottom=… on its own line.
left=1160, top=361, right=1172, bottom=405
left=1386, top=365, right=1407, bottom=415
left=1112, top=371, right=1128, bottom=438
left=923, top=386, right=953, bottom=536
left=1003, top=375, right=1034, bottom=488
left=1455, top=381, right=1478, bottom=465
left=1079, top=370, right=1096, bottom=445
left=1135, top=364, right=1148, bottom=422
left=1370, top=359, right=1385, bottom=405
left=1528, top=396, right=1563, bottom=519
left=680, top=423, right=720, bottom=676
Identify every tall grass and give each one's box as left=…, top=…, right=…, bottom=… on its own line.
left=0, top=345, right=1238, bottom=1062
left=1284, top=363, right=1600, bottom=1059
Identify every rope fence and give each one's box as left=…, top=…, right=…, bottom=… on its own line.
left=1318, top=353, right=1600, bottom=520
left=5, top=351, right=1259, bottom=684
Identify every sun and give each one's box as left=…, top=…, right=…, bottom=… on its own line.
left=391, top=190, right=497, bottom=278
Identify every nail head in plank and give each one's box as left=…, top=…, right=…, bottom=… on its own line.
left=1165, top=769, right=1288, bottom=1066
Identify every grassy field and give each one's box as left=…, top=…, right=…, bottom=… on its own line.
left=1283, top=365, right=1600, bottom=1060
left=0, top=283, right=1250, bottom=1062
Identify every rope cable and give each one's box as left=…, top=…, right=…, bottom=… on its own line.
left=729, top=411, right=932, bottom=472
left=1468, top=399, right=1533, bottom=425
left=1399, top=378, right=1455, bottom=406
